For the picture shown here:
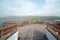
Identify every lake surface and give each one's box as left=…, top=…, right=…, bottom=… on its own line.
left=0, top=20, right=5, bottom=28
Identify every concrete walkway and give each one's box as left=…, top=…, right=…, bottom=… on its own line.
left=18, top=24, right=48, bottom=40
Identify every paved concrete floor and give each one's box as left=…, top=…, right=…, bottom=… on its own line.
left=18, top=24, right=48, bottom=40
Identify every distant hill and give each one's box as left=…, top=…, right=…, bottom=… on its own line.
left=0, top=16, right=60, bottom=21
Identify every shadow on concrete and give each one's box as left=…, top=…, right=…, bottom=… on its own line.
left=33, top=29, right=48, bottom=40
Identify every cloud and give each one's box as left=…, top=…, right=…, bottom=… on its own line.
left=42, top=0, right=60, bottom=16
left=12, top=0, right=60, bottom=16
left=10, top=0, right=43, bottom=16
left=0, top=0, right=60, bottom=16
left=44, top=0, right=56, bottom=9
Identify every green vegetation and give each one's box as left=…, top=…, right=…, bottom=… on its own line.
left=1, top=16, right=60, bottom=27
left=20, top=21, right=29, bottom=26
left=19, top=20, right=44, bottom=26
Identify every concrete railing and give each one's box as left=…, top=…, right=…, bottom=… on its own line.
left=0, top=22, right=18, bottom=40
left=46, top=22, right=60, bottom=35
left=46, top=22, right=60, bottom=40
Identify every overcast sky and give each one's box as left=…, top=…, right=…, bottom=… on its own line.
left=0, top=0, right=60, bottom=17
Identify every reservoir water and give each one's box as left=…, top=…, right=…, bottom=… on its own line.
left=0, top=20, right=5, bottom=28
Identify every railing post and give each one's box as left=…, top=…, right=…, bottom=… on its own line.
left=0, top=30, right=1, bottom=38
left=47, top=23, right=48, bottom=27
